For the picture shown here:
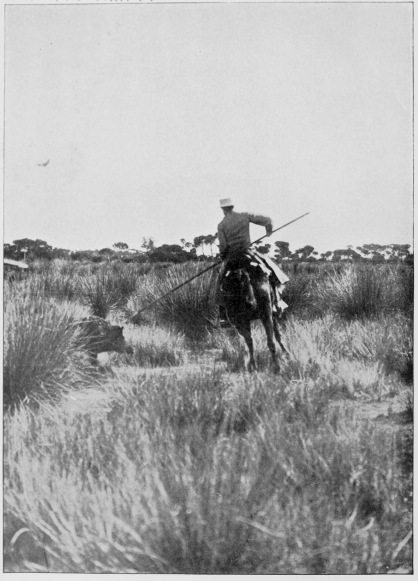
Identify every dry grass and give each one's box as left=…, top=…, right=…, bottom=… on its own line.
left=3, top=261, right=412, bottom=573
left=122, top=324, right=187, bottom=367
left=215, top=314, right=408, bottom=400
left=4, top=365, right=412, bottom=573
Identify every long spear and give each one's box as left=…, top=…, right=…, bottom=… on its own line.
left=251, top=211, right=310, bottom=247
left=130, top=212, right=309, bottom=323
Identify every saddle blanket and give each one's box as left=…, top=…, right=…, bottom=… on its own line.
left=246, top=249, right=289, bottom=287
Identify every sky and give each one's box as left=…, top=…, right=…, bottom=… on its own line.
left=4, top=1, right=413, bottom=254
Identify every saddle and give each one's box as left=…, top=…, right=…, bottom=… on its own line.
left=224, top=253, right=255, bottom=274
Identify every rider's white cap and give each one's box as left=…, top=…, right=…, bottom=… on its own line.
left=219, top=197, right=233, bottom=208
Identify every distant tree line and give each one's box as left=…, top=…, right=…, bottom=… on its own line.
left=3, top=237, right=412, bottom=265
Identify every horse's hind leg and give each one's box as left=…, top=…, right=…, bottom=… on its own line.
left=273, top=315, right=288, bottom=354
left=235, top=320, right=257, bottom=372
left=260, top=310, right=280, bottom=372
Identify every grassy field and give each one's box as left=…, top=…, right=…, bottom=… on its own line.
left=3, top=259, right=413, bottom=573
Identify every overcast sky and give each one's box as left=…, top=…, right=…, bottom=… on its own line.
left=4, top=1, right=413, bottom=253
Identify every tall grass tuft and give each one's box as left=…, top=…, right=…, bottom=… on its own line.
left=104, top=263, right=139, bottom=303
left=127, top=263, right=218, bottom=340
left=282, top=271, right=317, bottom=316
left=77, top=270, right=124, bottom=318
left=332, top=313, right=413, bottom=384
left=44, top=272, right=78, bottom=301
left=4, top=283, right=94, bottom=409
left=316, top=265, right=391, bottom=320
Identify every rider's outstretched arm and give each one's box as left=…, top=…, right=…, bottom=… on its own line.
left=248, top=213, right=273, bottom=236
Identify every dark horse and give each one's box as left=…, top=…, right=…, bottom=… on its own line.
left=221, top=256, right=287, bottom=372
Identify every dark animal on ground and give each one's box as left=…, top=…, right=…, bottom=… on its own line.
left=221, top=257, right=287, bottom=372
left=73, top=316, right=133, bottom=363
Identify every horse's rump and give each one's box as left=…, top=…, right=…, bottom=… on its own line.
left=222, top=252, right=288, bottom=317
left=221, top=262, right=258, bottom=314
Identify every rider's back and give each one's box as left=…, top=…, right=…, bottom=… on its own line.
left=218, top=211, right=271, bottom=258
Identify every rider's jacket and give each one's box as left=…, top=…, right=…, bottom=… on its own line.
left=217, top=211, right=272, bottom=259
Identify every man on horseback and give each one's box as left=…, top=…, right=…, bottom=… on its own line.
left=216, top=197, right=289, bottom=326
